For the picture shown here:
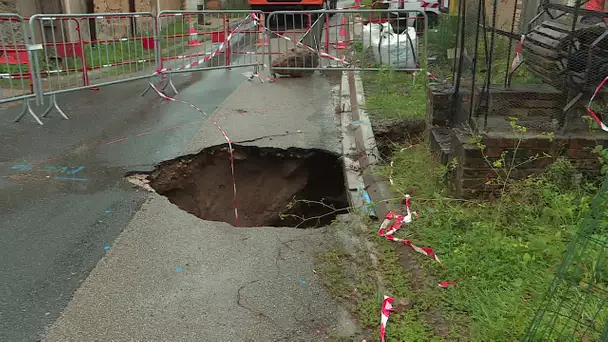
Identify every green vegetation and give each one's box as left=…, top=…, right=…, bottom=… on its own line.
left=426, top=13, right=538, bottom=85
left=361, top=67, right=428, bottom=120
left=384, top=145, right=604, bottom=340
left=318, top=14, right=606, bottom=341
left=318, top=141, right=606, bottom=340
left=0, top=18, right=213, bottom=76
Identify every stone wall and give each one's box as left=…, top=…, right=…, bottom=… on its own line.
left=481, top=0, right=525, bottom=32
left=0, top=0, right=24, bottom=45
left=93, top=0, right=181, bottom=12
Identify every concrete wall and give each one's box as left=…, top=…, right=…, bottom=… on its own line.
left=484, top=0, right=523, bottom=32
left=62, top=0, right=90, bottom=42
left=159, top=0, right=182, bottom=10
left=185, top=0, right=202, bottom=10
left=0, top=0, right=24, bottom=44
left=92, top=0, right=181, bottom=12
left=94, top=0, right=129, bottom=12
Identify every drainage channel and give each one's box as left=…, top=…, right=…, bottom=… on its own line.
left=129, top=145, right=348, bottom=228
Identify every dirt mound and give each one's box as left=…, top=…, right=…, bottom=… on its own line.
left=272, top=47, right=320, bottom=77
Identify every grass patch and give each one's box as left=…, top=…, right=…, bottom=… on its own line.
left=316, top=216, right=444, bottom=341
left=376, top=145, right=604, bottom=341
left=361, top=67, right=428, bottom=121
left=318, top=145, right=605, bottom=341
left=425, top=13, right=538, bottom=85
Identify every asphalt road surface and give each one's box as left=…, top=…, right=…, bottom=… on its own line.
left=0, top=68, right=249, bottom=341
left=0, top=5, right=353, bottom=341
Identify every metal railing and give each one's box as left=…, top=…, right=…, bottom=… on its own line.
left=0, top=14, right=41, bottom=124
left=27, top=12, right=158, bottom=119
left=265, top=8, right=427, bottom=74
left=0, top=8, right=431, bottom=125
left=156, top=10, right=259, bottom=73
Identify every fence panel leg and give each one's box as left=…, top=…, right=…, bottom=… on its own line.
left=161, top=74, right=178, bottom=95
left=141, top=80, right=153, bottom=97
left=14, top=99, right=43, bottom=125
left=41, top=95, right=69, bottom=120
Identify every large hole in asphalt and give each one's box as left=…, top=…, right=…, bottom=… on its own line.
left=143, top=145, right=349, bottom=228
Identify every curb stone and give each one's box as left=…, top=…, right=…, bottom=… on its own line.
left=340, top=70, right=399, bottom=219
left=339, top=71, right=367, bottom=212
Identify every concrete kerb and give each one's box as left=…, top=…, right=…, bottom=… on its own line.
left=340, top=70, right=397, bottom=220
left=336, top=12, right=396, bottom=219
left=339, top=71, right=366, bottom=212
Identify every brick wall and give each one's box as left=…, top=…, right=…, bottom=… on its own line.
left=428, top=85, right=607, bottom=199
left=450, top=131, right=606, bottom=198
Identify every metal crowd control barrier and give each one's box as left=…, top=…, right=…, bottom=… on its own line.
left=27, top=12, right=157, bottom=119
left=141, top=10, right=262, bottom=97
left=0, top=14, right=43, bottom=124
left=265, top=8, right=427, bottom=73
left=4, top=8, right=427, bottom=125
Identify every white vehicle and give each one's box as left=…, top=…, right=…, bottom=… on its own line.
left=387, top=0, right=449, bottom=32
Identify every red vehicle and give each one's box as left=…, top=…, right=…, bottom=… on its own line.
left=248, top=0, right=336, bottom=14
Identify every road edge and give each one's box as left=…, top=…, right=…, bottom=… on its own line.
left=340, top=70, right=397, bottom=219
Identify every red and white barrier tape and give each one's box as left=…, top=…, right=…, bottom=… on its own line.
left=421, top=0, right=440, bottom=8
left=251, top=12, right=347, bottom=65
left=378, top=195, right=440, bottom=264
left=588, top=76, right=608, bottom=131
left=380, top=296, right=394, bottom=342
left=147, top=82, right=239, bottom=226
left=510, top=35, right=525, bottom=73
left=438, top=281, right=457, bottom=288
left=155, top=15, right=253, bottom=75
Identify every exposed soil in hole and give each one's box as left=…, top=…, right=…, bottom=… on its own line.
left=372, top=118, right=426, bottom=159
left=140, top=145, right=348, bottom=228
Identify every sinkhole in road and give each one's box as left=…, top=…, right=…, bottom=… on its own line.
left=146, top=144, right=349, bottom=228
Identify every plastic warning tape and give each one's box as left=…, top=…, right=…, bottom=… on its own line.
left=510, top=35, right=525, bottom=73
left=438, top=281, right=457, bottom=288
left=588, top=76, right=608, bottom=131
left=380, top=296, right=394, bottom=342
left=155, top=15, right=253, bottom=75
left=147, top=82, right=239, bottom=226
left=251, top=12, right=347, bottom=64
left=421, top=0, right=440, bottom=8
left=378, top=195, right=440, bottom=264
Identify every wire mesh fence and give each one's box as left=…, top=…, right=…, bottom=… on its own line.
left=523, top=172, right=608, bottom=341
left=437, top=1, right=608, bottom=338
left=444, top=0, right=608, bottom=132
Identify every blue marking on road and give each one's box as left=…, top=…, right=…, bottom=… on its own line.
left=175, top=267, right=183, bottom=272
left=56, top=177, right=89, bottom=182
left=11, top=164, right=32, bottom=171
left=10, top=164, right=85, bottom=175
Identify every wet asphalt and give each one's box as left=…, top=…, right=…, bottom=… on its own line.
left=0, top=67, right=248, bottom=341
left=0, top=7, right=352, bottom=340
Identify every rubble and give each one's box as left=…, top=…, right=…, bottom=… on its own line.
left=271, top=47, right=320, bottom=77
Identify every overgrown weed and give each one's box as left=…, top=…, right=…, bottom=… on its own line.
left=382, top=141, right=601, bottom=340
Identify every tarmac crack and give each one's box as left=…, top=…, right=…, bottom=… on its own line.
left=236, top=279, right=272, bottom=321
left=234, top=132, right=302, bottom=144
